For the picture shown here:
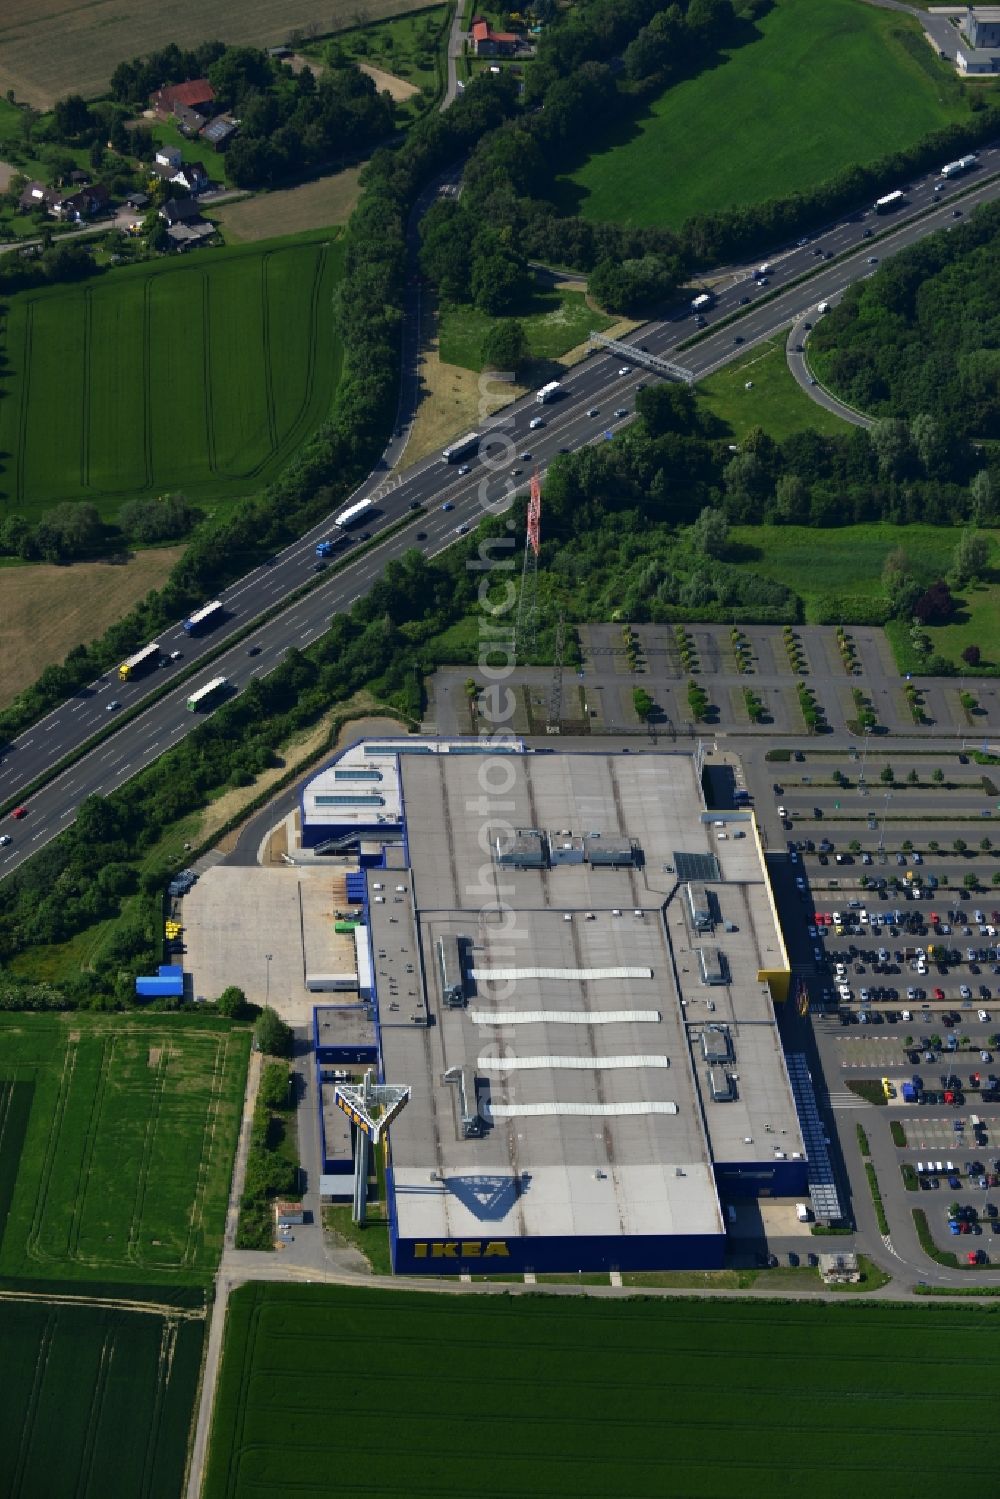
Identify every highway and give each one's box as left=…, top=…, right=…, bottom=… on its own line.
left=2, top=148, right=1000, bottom=880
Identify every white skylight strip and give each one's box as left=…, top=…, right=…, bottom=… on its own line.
left=479, top=1055, right=670, bottom=1072
left=471, top=966, right=653, bottom=982
left=488, top=1102, right=678, bottom=1118
left=468, top=1010, right=661, bottom=1026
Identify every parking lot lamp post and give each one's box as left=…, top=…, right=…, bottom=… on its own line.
left=877, top=791, right=892, bottom=860
left=265, top=953, right=273, bottom=1007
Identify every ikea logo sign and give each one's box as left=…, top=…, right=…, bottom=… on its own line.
left=413, top=1241, right=511, bottom=1260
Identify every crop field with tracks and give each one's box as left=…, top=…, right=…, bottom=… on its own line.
left=204, top=1284, right=1000, bottom=1499
left=0, top=1014, right=250, bottom=1287
left=0, top=1296, right=203, bottom=1499
left=0, top=232, right=344, bottom=522
left=556, top=0, right=969, bottom=229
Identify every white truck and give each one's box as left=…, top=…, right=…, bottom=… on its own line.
left=795, top=1203, right=812, bottom=1223
left=691, top=292, right=714, bottom=314
left=940, top=153, right=977, bottom=179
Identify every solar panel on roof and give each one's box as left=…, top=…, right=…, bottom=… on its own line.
left=674, top=851, right=721, bottom=882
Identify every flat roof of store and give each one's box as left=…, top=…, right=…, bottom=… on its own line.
left=371, top=749, right=802, bottom=1245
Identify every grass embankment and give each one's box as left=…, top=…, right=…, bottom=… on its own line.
left=439, top=286, right=616, bottom=373
left=204, top=1285, right=993, bottom=1498
left=696, top=338, right=849, bottom=442
left=0, top=1012, right=249, bottom=1286
left=0, top=229, right=345, bottom=522
left=556, top=0, right=970, bottom=227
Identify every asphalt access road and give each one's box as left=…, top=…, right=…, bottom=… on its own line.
left=3, top=154, right=1000, bottom=880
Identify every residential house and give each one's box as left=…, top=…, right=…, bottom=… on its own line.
left=470, top=17, right=521, bottom=55
left=174, top=101, right=211, bottom=136
left=166, top=220, right=216, bottom=249
left=125, top=190, right=150, bottom=210
left=160, top=196, right=203, bottom=226
left=18, top=180, right=59, bottom=213
left=150, top=149, right=209, bottom=194
left=149, top=78, right=215, bottom=120
left=53, top=183, right=110, bottom=222
left=172, top=160, right=208, bottom=194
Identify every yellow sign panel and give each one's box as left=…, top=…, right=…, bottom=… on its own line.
left=413, top=1241, right=511, bottom=1259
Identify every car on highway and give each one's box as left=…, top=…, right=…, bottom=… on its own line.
left=455, top=524, right=469, bottom=535
left=618, top=365, right=631, bottom=376
left=442, top=502, right=455, bottom=511
left=457, top=465, right=470, bottom=476
left=12, top=808, right=27, bottom=820
left=953, top=208, right=962, bottom=217
left=867, top=256, right=878, bottom=264
left=518, top=452, right=532, bottom=462
left=247, top=645, right=261, bottom=657
left=169, top=650, right=183, bottom=661
left=416, top=531, right=427, bottom=541
left=733, top=334, right=744, bottom=344
left=739, top=295, right=750, bottom=305
left=0, top=835, right=11, bottom=847
left=529, top=416, right=544, bottom=429
left=614, top=407, right=628, bottom=418
left=106, top=700, right=121, bottom=712
left=314, top=560, right=327, bottom=572
left=587, top=407, right=600, bottom=417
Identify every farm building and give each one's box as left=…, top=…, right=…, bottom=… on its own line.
left=470, top=17, right=521, bottom=55
left=150, top=78, right=216, bottom=119
left=300, top=739, right=818, bottom=1275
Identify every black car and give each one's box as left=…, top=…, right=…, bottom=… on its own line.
left=246, top=645, right=261, bottom=657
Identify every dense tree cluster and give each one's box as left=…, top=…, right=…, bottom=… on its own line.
left=810, top=202, right=1000, bottom=436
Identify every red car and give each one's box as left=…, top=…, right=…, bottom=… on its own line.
left=934, top=987, right=945, bottom=1001
left=944, top=1089, right=956, bottom=1105
left=968, top=1251, right=979, bottom=1265
left=11, top=806, right=26, bottom=820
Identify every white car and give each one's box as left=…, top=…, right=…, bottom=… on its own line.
left=0, top=834, right=11, bottom=847
left=777, top=805, right=788, bottom=818
left=982, top=1050, right=993, bottom=1062
left=960, top=985, right=972, bottom=999
left=618, top=365, right=631, bottom=376
left=979, top=1009, right=990, bottom=1023
left=529, top=416, right=544, bottom=430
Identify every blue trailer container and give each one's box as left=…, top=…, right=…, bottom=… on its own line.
left=135, top=963, right=184, bottom=999
left=901, top=1081, right=918, bottom=1103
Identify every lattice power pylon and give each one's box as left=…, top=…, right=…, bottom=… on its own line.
left=333, top=1069, right=411, bottom=1225
left=515, top=469, right=542, bottom=662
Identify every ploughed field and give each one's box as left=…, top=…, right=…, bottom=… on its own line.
left=203, top=1283, right=998, bottom=1498
left=0, top=232, right=344, bottom=520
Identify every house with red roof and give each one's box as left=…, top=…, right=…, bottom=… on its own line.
left=470, top=17, right=521, bottom=56
left=149, top=78, right=216, bottom=120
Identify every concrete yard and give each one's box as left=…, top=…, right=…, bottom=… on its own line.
left=182, top=866, right=360, bottom=1025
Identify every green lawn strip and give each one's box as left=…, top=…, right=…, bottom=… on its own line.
left=912, top=1208, right=960, bottom=1268
left=322, top=1206, right=392, bottom=1274
left=0, top=228, right=344, bottom=523
left=695, top=338, right=849, bottom=442
left=204, top=1284, right=992, bottom=1499
left=0, top=1298, right=202, bottom=1499
left=556, top=0, right=967, bottom=228
left=438, top=286, right=615, bottom=372
left=0, top=1012, right=249, bottom=1287
left=866, top=1162, right=890, bottom=1236
left=726, top=522, right=999, bottom=637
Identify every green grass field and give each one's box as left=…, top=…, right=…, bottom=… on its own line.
left=696, top=337, right=850, bottom=441
left=0, top=230, right=344, bottom=521
left=556, top=0, right=970, bottom=227
left=204, top=1285, right=1000, bottom=1499
left=0, top=1013, right=250, bottom=1286
left=0, top=1297, right=202, bottom=1499
left=438, top=287, right=616, bottom=372
left=727, top=522, right=1000, bottom=661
